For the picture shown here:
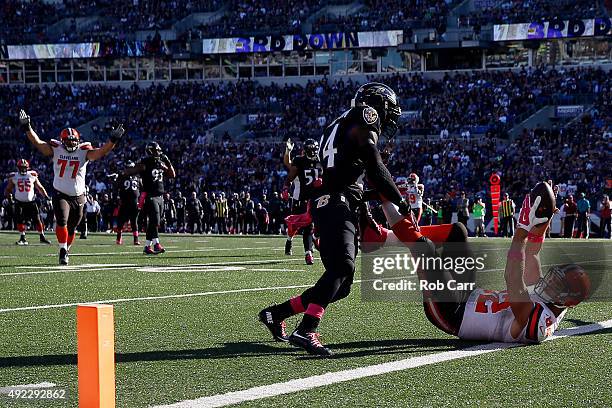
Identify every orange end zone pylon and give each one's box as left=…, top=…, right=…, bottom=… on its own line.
left=77, top=304, right=116, bottom=408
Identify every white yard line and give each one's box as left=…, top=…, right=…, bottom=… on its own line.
left=153, top=320, right=612, bottom=408
left=41, top=247, right=280, bottom=257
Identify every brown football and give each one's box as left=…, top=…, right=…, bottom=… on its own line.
left=530, top=182, right=556, bottom=220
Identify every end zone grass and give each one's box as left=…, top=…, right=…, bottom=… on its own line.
left=0, top=232, right=609, bottom=407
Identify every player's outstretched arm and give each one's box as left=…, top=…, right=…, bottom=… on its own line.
left=34, top=178, right=50, bottom=199
left=19, top=110, right=52, bottom=157
left=87, top=124, right=124, bottom=161
left=160, top=154, right=176, bottom=178
left=504, top=228, right=533, bottom=329
left=283, top=138, right=294, bottom=169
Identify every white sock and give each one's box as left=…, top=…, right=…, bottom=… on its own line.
left=152, top=238, right=160, bottom=245
left=305, top=250, right=312, bottom=256
left=20, top=233, right=26, bottom=239
left=145, top=240, right=152, bottom=247
left=59, top=243, right=67, bottom=250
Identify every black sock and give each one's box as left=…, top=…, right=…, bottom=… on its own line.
left=298, top=314, right=320, bottom=333
left=268, top=301, right=294, bottom=321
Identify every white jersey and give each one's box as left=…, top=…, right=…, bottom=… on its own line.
left=458, top=288, right=565, bottom=344
left=50, top=139, right=92, bottom=196
left=9, top=170, right=38, bottom=202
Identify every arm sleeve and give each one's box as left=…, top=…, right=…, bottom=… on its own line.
left=359, top=134, right=402, bottom=205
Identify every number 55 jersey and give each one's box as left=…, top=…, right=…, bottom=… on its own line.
left=49, top=139, right=92, bottom=196
left=9, top=170, right=38, bottom=202
left=458, top=289, right=565, bottom=343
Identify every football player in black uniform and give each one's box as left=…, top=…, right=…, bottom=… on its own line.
left=126, top=142, right=176, bottom=255
left=283, top=138, right=323, bottom=265
left=260, top=83, right=427, bottom=356
left=115, top=161, right=142, bottom=245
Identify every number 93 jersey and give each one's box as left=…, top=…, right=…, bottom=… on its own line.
left=9, top=170, right=38, bottom=202
left=139, top=156, right=166, bottom=196
left=458, top=289, right=565, bottom=343
left=50, top=139, right=92, bottom=196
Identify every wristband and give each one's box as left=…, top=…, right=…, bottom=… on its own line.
left=527, top=232, right=545, bottom=243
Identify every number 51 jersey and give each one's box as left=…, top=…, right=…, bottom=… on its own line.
left=50, top=139, right=92, bottom=196
left=458, top=289, right=565, bottom=343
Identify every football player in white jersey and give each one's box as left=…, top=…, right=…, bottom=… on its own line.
left=364, top=183, right=591, bottom=344
left=4, top=159, right=51, bottom=245
left=397, top=173, right=424, bottom=223
left=19, top=109, right=125, bottom=265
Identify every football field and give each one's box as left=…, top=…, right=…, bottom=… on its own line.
left=0, top=232, right=610, bottom=407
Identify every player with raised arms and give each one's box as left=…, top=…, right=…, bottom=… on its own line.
left=19, top=109, right=125, bottom=265
left=4, top=159, right=51, bottom=245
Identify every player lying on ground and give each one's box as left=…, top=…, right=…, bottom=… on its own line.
left=4, top=159, right=51, bottom=245
left=20, top=109, right=125, bottom=265
left=365, top=182, right=591, bottom=343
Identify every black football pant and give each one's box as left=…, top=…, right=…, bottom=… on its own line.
left=299, top=195, right=358, bottom=309
left=145, top=195, right=163, bottom=241
left=117, top=203, right=139, bottom=234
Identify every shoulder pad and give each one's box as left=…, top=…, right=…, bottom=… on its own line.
left=29, top=171, right=38, bottom=177
left=8, top=172, right=16, bottom=179
left=49, top=139, right=61, bottom=147
left=525, top=303, right=556, bottom=343
left=79, top=142, right=94, bottom=151
left=348, top=106, right=381, bottom=134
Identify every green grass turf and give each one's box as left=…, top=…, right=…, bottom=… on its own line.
left=0, top=232, right=609, bottom=407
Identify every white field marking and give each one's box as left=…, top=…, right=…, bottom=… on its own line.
left=17, top=263, right=137, bottom=270
left=153, top=319, right=612, bottom=408
left=42, top=247, right=279, bottom=257
left=0, top=284, right=314, bottom=313
left=0, top=382, right=57, bottom=394
left=4, top=258, right=309, bottom=277
left=139, top=266, right=305, bottom=273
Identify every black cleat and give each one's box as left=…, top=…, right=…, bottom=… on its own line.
left=59, top=248, right=69, bottom=265
left=40, top=236, right=51, bottom=245
left=258, top=308, right=289, bottom=342
left=288, top=330, right=333, bottom=357
left=284, top=239, right=292, bottom=255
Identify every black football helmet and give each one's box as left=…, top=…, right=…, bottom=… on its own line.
left=351, top=82, right=402, bottom=140
left=304, top=139, right=319, bottom=160
left=145, top=141, right=162, bottom=157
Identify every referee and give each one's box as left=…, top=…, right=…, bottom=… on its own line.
left=499, top=193, right=516, bottom=237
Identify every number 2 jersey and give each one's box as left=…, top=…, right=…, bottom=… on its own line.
left=139, top=156, right=166, bottom=197
left=458, top=288, right=565, bottom=343
left=9, top=170, right=38, bottom=202
left=291, top=155, right=323, bottom=201
left=318, top=105, right=381, bottom=206
left=50, top=139, right=92, bottom=196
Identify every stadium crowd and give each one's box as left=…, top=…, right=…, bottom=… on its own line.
left=1, top=67, right=610, bottom=235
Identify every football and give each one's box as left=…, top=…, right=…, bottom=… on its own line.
left=530, top=181, right=556, bottom=220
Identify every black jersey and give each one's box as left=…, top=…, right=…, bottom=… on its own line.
left=318, top=105, right=381, bottom=205
left=117, top=175, right=141, bottom=203
left=292, top=155, right=323, bottom=201
left=139, top=156, right=166, bottom=196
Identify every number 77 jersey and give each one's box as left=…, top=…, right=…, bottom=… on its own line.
left=50, top=139, right=92, bottom=196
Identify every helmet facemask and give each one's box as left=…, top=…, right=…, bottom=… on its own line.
left=534, top=264, right=589, bottom=308
left=304, top=139, right=319, bottom=160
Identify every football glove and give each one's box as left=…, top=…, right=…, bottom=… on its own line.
left=19, top=109, right=31, bottom=131
left=517, top=195, right=549, bottom=232
left=109, top=124, right=125, bottom=143
left=285, top=138, right=294, bottom=154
